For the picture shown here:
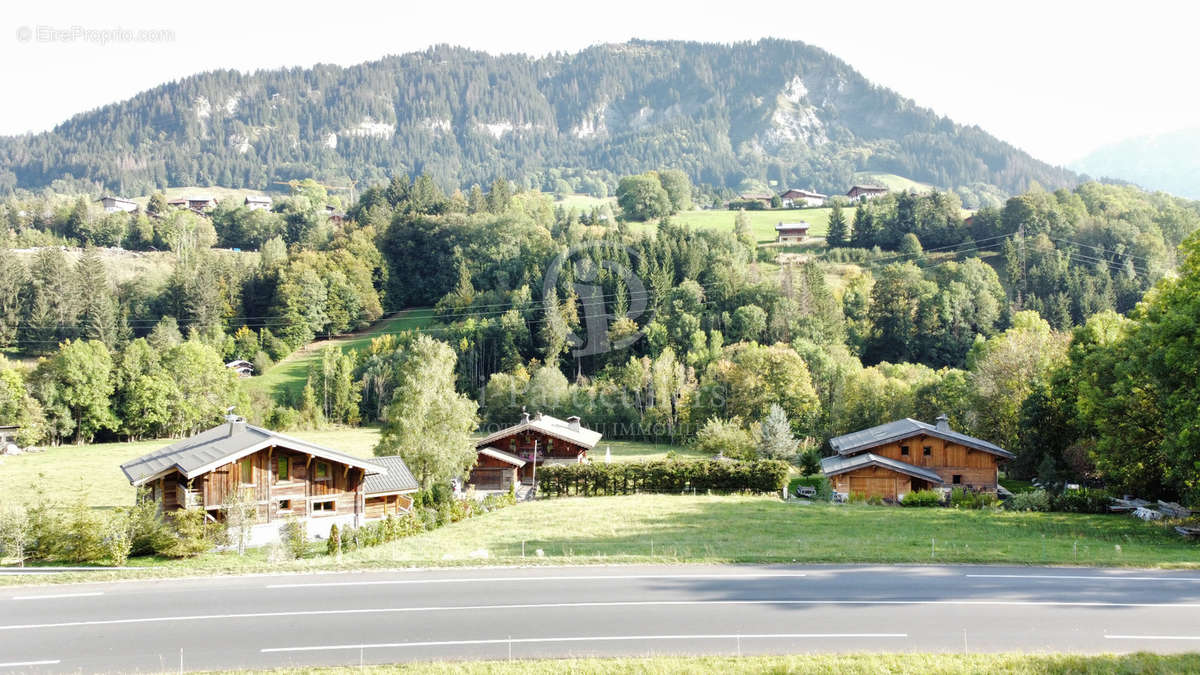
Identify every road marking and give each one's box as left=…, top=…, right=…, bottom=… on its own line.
left=2, top=598, right=1197, bottom=631
left=12, top=592, right=103, bottom=601
left=967, top=574, right=1200, bottom=582
left=1106, top=635, right=1200, bottom=640
left=0, top=660, right=60, bottom=668
left=266, top=572, right=809, bottom=588
left=261, top=632, right=908, bottom=653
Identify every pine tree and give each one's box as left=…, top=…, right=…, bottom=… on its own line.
left=825, top=202, right=848, bottom=247
left=74, top=248, right=119, bottom=348
left=757, top=403, right=799, bottom=461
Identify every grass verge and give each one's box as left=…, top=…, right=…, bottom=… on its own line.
left=226, top=653, right=1200, bottom=674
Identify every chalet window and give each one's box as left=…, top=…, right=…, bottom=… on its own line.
left=239, top=457, right=253, bottom=484
left=900, top=445, right=909, bottom=456
left=923, top=446, right=932, bottom=457
left=315, top=461, right=330, bottom=481
left=313, top=499, right=335, bottom=512
left=509, top=439, right=516, bottom=451
left=278, top=499, right=292, bottom=511
left=277, top=456, right=289, bottom=482
left=952, top=475, right=962, bottom=485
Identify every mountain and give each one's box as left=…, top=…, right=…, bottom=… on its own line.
left=1070, top=128, right=1200, bottom=199
left=0, top=39, right=1077, bottom=203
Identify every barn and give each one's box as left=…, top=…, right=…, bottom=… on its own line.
left=822, top=415, right=1013, bottom=501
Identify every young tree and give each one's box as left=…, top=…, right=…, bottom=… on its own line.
left=825, top=202, right=848, bottom=247
left=374, top=335, right=479, bottom=489
left=693, top=417, right=756, bottom=460
left=222, top=486, right=258, bottom=556
left=757, top=403, right=799, bottom=461
left=0, top=506, right=31, bottom=567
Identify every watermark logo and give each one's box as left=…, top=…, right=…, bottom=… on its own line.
left=542, top=241, right=647, bottom=358
left=16, top=25, right=176, bottom=45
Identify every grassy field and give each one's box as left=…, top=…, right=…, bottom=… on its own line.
left=596, top=439, right=704, bottom=462
left=244, top=308, right=437, bottom=402
left=338, top=495, right=1200, bottom=568
left=629, top=207, right=832, bottom=244
left=0, top=427, right=382, bottom=509
left=853, top=171, right=936, bottom=193
left=3, top=494, right=1198, bottom=585
left=245, top=653, right=1200, bottom=674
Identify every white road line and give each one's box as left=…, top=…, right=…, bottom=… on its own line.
left=967, top=574, right=1200, bottom=582
left=1106, top=635, right=1200, bottom=640
left=261, top=632, right=908, bottom=653
left=12, top=592, right=103, bottom=601
left=266, top=572, right=808, bottom=588
left=1, top=598, right=1197, bottom=631
left=0, top=660, right=60, bottom=668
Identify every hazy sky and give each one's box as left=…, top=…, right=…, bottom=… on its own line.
left=3, top=0, right=1196, bottom=166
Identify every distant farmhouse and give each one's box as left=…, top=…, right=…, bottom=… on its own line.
left=779, top=189, right=826, bottom=208
left=775, top=222, right=810, bottom=243
left=822, top=415, right=1013, bottom=501
left=470, top=412, right=601, bottom=490
left=168, top=195, right=218, bottom=214
left=99, top=196, right=138, bottom=213
left=737, top=192, right=775, bottom=208
left=120, top=417, right=418, bottom=542
left=244, top=195, right=272, bottom=211
left=225, top=359, right=254, bottom=377
left=846, top=185, right=889, bottom=201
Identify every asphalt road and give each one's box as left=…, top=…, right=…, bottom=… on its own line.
left=2, top=563, right=1200, bottom=671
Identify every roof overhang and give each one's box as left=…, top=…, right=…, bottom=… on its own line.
left=477, top=447, right=527, bottom=467
left=821, top=453, right=944, bottom=484
left=125, top=437, right=386, bottom=487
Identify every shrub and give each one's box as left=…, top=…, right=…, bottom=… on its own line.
left=125, top=494, right=172, bottom=556
left=59, top=500, right=107, bottom=563
left=1052, top=488, right=1111, bottom=514
left=0, top=506, right=31, bottom=566
left=1007, top=489, right=1051, bottom=512
left=326, top=523, right=342, bottom=558
left=103, top=516, right=132, bottom=567
left=693, top=417, right=756, bottom=460
left=901, top=490, right=943, bottom=507
left=278, top=518, right=307, bottom=559
left=162, top=508, right=221, bottom=558
left=950, top=488, right=998, bottom=510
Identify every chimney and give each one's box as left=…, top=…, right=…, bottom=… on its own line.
left=567, top=415, right=581, bottom=431
left=535, top=411, right=543, bottom=421
left=521, top=407, right=530, bottom=424
left=935, top=414, right=950, bottom=432
left=225, top=410, right=246, bottom=437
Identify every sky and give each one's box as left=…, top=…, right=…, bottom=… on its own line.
left=2, top=0, right=1197, bottom=166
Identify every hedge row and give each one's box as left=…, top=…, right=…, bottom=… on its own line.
left=536, top=459, right=790, bottom=498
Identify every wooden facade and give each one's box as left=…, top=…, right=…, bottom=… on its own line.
left=488, top=428, right=588, bottom=484
left=364, top=493, right=413, bottom=519
left=469, top=452, right=521, bottom=490
left=823, top=417, right=1011, bottom=502
left=147, top=445, right=367, bottom=524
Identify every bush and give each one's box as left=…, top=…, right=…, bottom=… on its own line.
left=950, top=488, right=998, bottom=510
left=126, top=494, right=173, bottom=556
left=901, top=490, right=944, bottom=507
left=162, top=508, right=222, bottom=558
left=536, top=459, right=790, bottom=497
left=326, top=523, right=342, bottom=558
left=278, top=518, right=307, bottom=559
left=1007, top=489, right=1051, bottom=512
left=693, top=417, right=756, bottom=460
left=59, top=500, right=107, bottom=563
left=1052, top=488, right=1111, bottom=514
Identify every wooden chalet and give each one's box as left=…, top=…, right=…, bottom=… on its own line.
left=822, top=415, right=1013, bottom=501
left=120, top=417, right=418, bottom=534
left=775, top=222, right=810, bottom=243
left=846, top=185, right=888, bottom=201
left=779, top=189, right=826, bottom=208
left=244, top=195, right=272, bottom=211
left=98, top=195, right=138, bottom=213
left=470, top=412, right=601, bottom=488
left=225, top=359, right=254, bottom=377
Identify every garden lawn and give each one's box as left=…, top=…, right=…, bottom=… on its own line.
left=236, top=653, right=1200, bottom=674
left=243, top=308, right=436, bottom=402
left=0, top=427, right=381, bottom=509
left=594, top=439, right=706, bottom=462
left=341, top=495, right=1200, bottom=568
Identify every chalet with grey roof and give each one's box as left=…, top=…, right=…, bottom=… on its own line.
left=822, top=415, right=1013, bottom=501
left=470, top=412, right=600, bottom=489
left=121, top=417, right=418, bottom=537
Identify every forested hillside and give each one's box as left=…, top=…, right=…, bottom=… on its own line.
left=0, top=40, right=1075, bottom=205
